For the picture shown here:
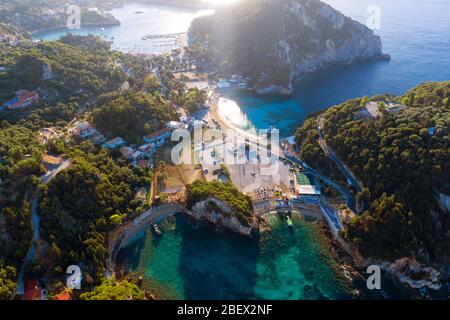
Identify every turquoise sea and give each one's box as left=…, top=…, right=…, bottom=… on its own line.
left=117, top=213, right=352, bottom=300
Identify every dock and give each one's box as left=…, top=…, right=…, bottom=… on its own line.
left=141, top=32, right=188, bottom=48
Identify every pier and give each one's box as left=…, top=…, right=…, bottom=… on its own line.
left=141, top=32, right=188, bottom=48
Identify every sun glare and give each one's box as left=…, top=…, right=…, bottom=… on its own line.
left=203, top=0, right=242, bottom=7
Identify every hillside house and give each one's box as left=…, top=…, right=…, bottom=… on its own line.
left=103, top=137, right=126, bottom=149
left=143, top=127, right=172, bottom=147
left=2, top=90, right=39, bottom=110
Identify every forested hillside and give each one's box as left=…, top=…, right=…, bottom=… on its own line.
left=0, top=34, right=176, bottom=296
left=0, top=124, right=44, bottom=298
left=0, top=38, right=123, bottom=100
left=295, top=81, right=450, bottom=262
left=92, top=92, right=177, bottom=143
left=39, top=141, right=151, bottom=285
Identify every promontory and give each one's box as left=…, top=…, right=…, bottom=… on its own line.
left=188, top=0, right=390, bottom=95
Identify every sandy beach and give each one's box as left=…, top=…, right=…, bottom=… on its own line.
left=211, top=96, right=265, bottom=143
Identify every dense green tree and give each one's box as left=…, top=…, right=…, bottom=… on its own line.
left=79, top=278, right=145, bottom=300
left=182, top=88, right=208, bottom=114
left=92, top=92, right=177, bottom=143
left=0, top=262, right=16, bottom=300
left=0, top=125, right=42, bottom=266
left=39, top=142, right=151, bottom=283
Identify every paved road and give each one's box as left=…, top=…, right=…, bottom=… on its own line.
left=318, top=116, right=363, bottom=193
left=319, top=199, right=344, bottom=234
left=132, top=203, right=183, bottom=226
left=16, top=159, right=72, bottom=297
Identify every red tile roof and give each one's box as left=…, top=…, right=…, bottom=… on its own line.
left=6, top=90, right=39, bottom=109
left=54, top=292, right=71, bottom=300
left=144, top=127, right=171, bottom=140
left=137, top=159, right=150, bottom=169
left=23, top=279, right=42, bottom=300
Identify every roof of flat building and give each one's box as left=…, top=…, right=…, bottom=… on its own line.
left=120, top=146, right=135, bottom=159
left=42, top=154, right=61, bottom=166
left=104, top=137, right=125, bottom=147
left=144, top=127, right=172, bottom=140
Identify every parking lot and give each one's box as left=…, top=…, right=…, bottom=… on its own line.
left=227, top=158, right=294, bottom=194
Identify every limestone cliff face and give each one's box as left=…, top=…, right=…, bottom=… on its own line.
left=188, top=0, right=389, bottom=95
left=187, top=197, right=252, bottom=236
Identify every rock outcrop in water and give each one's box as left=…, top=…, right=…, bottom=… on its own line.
left=187, top=197, right=253, bottom=236
left=188, top=0, right=389, bottom=95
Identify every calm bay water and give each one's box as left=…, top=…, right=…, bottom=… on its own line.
left=117, top=213, right=351, bottom=300
left=34, top=3, right=213, bottom=53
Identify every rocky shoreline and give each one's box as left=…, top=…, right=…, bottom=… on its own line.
left=324, top=223, right=449, bottom=300
left=187, top=198, right=255, bottom=236
left=255, top=54, right=391, bottom=96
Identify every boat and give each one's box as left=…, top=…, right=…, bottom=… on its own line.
left=152, top=224, right=162, bottom=236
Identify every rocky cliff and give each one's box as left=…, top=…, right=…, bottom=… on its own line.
left=187, top=197, right=253, bottom=236
left=188, top=0, right=389, bottom=95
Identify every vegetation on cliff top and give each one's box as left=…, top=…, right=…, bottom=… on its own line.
left=186, top=180, right=254, bottom=226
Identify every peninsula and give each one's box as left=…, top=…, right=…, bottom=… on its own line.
left=188, top=0, right=389, bottom=95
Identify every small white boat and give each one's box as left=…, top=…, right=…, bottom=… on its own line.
left=152, top=224, right=162, bottom=236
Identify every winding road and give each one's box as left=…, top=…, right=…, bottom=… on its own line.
left=16, top=159, right=72, bottom=297
left=318, top=116, right=363, bottom=193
